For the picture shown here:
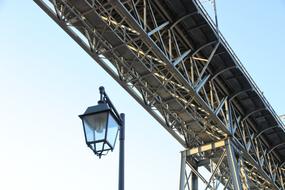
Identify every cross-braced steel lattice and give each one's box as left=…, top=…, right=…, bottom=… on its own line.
left=34, top=0, right=285, bottom=189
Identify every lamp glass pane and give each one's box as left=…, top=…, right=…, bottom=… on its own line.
left=95, top=141, right=104, bottom=153
left=106, top=113, right=120, bottom=148
left=83, top=112, right=108, bottom=143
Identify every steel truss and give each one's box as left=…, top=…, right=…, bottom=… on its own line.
left=34, top=0, right=285, bottom=189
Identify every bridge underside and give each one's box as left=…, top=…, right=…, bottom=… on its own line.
left=34, top=0, right=285, bottom=189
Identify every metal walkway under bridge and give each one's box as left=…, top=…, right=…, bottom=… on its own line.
left=34, top=0, right=285, bottom=189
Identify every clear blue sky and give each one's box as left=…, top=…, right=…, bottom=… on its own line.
left=0, top=1, right=284, bottom=190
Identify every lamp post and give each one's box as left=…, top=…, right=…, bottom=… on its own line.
left=79, top=86, right=125, bottom=190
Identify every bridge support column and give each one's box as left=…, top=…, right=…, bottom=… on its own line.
left=190, top=165, right=198, bottom=190
left=225, top=139, right=242, bottom=190
left=179, top=151, right=186, bottom=190
left=179, top=151, right=198, bottom=190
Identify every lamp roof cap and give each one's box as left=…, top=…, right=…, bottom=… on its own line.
left=79, top=103, right=110, bottom=117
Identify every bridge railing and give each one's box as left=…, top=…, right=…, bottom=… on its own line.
left=194, top=0, right=285, bottom=130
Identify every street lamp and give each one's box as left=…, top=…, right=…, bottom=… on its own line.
left=79, top=86, right=125, bottom=190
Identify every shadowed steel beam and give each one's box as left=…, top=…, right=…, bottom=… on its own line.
left=170, top=12, right=198, bottom=29
left=222, top=176, right=231, bottom=190
left=210, top=66, right=237, bottom=81
left=232, top=139, right=277, bottom=189
left=225, top=139, right=242, bottom=190
left=191, top=41, right=217, bottom=57
left=187, top=162, right=208, bottom=187
left=214, top=97, right=227, bottom=116
left=185, top=171, right=191, bottom=190
left=204, top=150, right=226, bottom=190
left=240, top=159, right=250, bottom=190
left=255, top=126, right=279, bottom=139
left=191, top=169, right=198, bottom=190
left=268, top=142, right=285, bottom=154
left=189, top=23, right=208, bottom=32
left=229, top=88, right=253, bottom=102
left=241, top=108, right=267, bottom=123
left=195, top=41, right=220, bottom=83
left=188, top=164, right=199, bottom=190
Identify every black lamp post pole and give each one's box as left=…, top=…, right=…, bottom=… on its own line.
left=99, top=86, right=125, bottom=190
left=119, top=113, right=125, bottom=190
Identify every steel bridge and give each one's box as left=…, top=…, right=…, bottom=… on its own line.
left=34, top=0, right=285, bottom=189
